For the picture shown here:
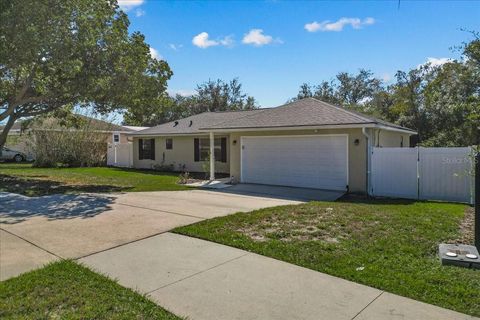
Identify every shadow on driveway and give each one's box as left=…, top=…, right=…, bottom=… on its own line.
left=0, top=192, right=116, bottom=224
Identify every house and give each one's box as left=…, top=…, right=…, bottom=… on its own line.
left=128, top=98, right=416, bottom=193
left=1, top=116, right=148, bottom=158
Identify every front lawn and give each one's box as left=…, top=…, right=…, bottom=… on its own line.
left=0, top=260, right=181, bottom=319
left=174, top=198, right=480, bottom=317
left=0, top=163, right=190, bottom=196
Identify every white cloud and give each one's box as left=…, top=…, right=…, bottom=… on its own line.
left=169, top=43, right=183, bottom=51
left=381, top=73, right=392, bottom=82
left=135, top=8, right=145, bottom=17
left=149, top=47, right=162, bottom=60
left=192, top=32, right=233, bottom=49
left=118, top=0, right=144, bottom=11
left=242, top=29, right=280, bottom=46
left=168, top=89, right=196, bottom=97
left=421, top=57, right=453, bottom=68
left=305, top=17, right=375, bottom=32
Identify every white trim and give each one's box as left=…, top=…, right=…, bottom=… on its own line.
left=128, top=133, right=211, bottom=137
left=240, top=134, right=349, bottom=190
left=130, top=124, right=416, bottom=137
left=201, top=123, right=416, bottom=135
left=376, top=125, right=416, bottom=135
left=209, top=131, right=215, bottom=181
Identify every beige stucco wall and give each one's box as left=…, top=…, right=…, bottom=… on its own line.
left=371, top=129, right=411, bottom=148
left=228, top=128, right=368, bottom=193
left=131, top=128, right=413, bottom=193
left=132, top=135, right=230, bottom=173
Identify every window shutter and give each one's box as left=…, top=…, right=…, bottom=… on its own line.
left=220, top=137, right=227, bottom=162
left=138, top=139, right=143, bottom=160
left=194, top=138, right=199, bottom=162
left=150, top=138, right=155, bottom=160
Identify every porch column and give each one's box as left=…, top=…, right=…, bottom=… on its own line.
left=209, top=131, right=215, bottom=181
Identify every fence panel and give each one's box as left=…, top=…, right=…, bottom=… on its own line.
left=107, top=143, right=133, bottom=167
left=371, top=147, right=419, bottom=199
left=419, top=147, right=473, bottom=203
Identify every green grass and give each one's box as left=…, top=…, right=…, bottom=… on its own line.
left=174, top=198, right=480, bottom=317
left=0, top=163, right=191, bottom=196
left=0, top=260, right=181, bottom=319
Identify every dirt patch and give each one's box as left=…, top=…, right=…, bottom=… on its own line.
left=449, top=206, right=475, bottom=245
left=236, top=205, right=375, bottom=243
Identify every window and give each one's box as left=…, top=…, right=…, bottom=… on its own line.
left=166, top=138, right=173, bottom=150
left=138, top=138, right=155, bottom=160
left=194, top=137, right=227, bottom=162
left=113, top=134, right=120, bottom=143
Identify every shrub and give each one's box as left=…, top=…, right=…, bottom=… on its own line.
left=29, top=114, right=110, bottom=167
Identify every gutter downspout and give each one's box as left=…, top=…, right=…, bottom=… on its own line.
left=362, top=127, right=372, bottom=196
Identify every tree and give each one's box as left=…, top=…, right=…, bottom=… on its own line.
left=193, top=78, right=257, bottom=113
left=335, top=69, right=382, bottom=106
left=292, top=70, right=380, bottom=107
left=0, top=0, right=172, bottom=148
left=123, top=78, right=258, bottom=126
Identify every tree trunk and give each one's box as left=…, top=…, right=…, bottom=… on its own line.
left=0, top=115, right=17, bottom=149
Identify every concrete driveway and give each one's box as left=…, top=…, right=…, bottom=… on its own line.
left=0, top=186, right=343, bottom=280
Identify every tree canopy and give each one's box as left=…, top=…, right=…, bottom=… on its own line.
left=292, top=34, right=480, bottom=147
left=0, top=0, right=172, bottom=147
left=123, top=78, right=258, bottom=126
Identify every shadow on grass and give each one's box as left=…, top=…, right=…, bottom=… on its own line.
left=108, top=166, right=229, bottom=180
left=0, top=174, right=129, bottom=197
left=338, top=193, right=418, bottom=205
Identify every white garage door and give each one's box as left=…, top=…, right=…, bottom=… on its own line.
left=241, top=135, right=348, bottom=190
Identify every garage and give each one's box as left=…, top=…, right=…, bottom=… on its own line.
left=240, top=135, right=348, bottom=191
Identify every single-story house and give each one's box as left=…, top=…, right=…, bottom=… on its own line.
left=1, top=116, right=148, bottom=158
left=128, top=98, right=416, bottom=193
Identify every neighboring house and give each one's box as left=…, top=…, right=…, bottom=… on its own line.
left=128, top=98, right=416, bottom=193
left=1, top=116, right=147, bottom=158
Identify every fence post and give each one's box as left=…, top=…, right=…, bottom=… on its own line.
left=417, top=146, right=420, bottom=200
left=475, top=151, right=480, bottom=248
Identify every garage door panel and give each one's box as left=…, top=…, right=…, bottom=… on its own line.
left=241, top=135, right=348, bottom=190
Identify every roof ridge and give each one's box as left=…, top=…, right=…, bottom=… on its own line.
left=202, top=99, right=307, bottom=129
left=206, top=108, right=272, bottom=128
left=309, top=98, right=374, bottom=123
left=211, top=108, right=269, bottom=114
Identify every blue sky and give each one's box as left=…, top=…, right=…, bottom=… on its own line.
left=123, top=1, right=478, bottom=108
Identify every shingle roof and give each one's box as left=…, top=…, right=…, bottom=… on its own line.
left=0, top=115, right=132, bottom=133
left=129, top=98, right=416, bottom=135
left=202, top=98, right=415, bottom=132
left=128, top=109, right=264, bottom=136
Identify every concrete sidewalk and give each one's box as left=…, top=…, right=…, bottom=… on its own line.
left=80, top=233, right=476, bottom=320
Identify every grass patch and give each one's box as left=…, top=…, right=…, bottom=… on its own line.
left=0, top=163, right=190, bottom=196
left=0, top=260, right=181, bottom=319
left=174, top=198, right=480, bottom=317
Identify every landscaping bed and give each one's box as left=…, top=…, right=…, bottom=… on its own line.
left=0, top=260, right=181, bottom=319
left=174, top=197, right=480, bottom=317
left=0, top=163, right=191, bottom=196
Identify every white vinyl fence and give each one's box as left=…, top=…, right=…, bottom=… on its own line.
left=371, top=147, right=474, bottom=204
left=107, top=142, right=133, bottom=168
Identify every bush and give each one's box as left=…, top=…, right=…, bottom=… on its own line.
left=29, top=115, right=110, bottom=167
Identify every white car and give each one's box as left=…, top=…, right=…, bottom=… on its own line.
left=0, top=147, right=26, bottom=162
